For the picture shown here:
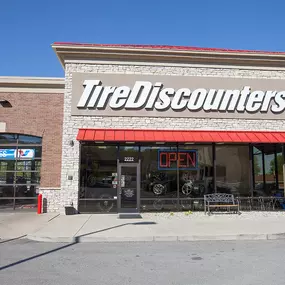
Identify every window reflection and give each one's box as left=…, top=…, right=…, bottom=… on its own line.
left=79, top=145, right=118, bottom=213
left=18, top=135, right=42, bottom=144
left=264, top=150, right=276, bottom=195
left=0, top=134, right=42, bottom=210
left=178, top=145, right=213, bottom=198
left=253, top=144, right=283, bottom=196
left=78, top=142, right=285, bottom=213
left=0, top=134, right=17, bottom=144
left=253, top=146, right=264, bottom=196
left=276, top=145, right=284, bottom=191
left=0, top=134, right=42, bottom=145
left=216, top=145, right=250, bottom=196
left=140, top=146, right=177, bottom=199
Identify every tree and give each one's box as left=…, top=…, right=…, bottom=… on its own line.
left=270, top=154, right=284, bottom=175
left=254, top=156, right=261, bottom=175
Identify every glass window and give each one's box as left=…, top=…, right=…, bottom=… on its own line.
left=16, top=160, right=41, bottom=172
left=276, top=145, right=284, bottom=192
left=0, top=160, right=16, bottom=172
left=15, top=185, right=37, bottom=197
left=18, top=135, right=42, bottom=145
left=15, top=172, right=40, bottom=184
left=0, top=134, right=42, bottom=210
left=140, top=145, right=178, bottom=212
left=79, top=145, right=118, bottom=213
left=216, top=145, right=250, bottom=196
left=119, top=146, right=139, bottom=162
left=0, top=134, right=18, bottom=144
left=140, top=146, right=178, bottom=199
left=178, top=145, right=213, bottom=198
left=264, top=150, right=277, bottom=195
left=0, top=171, right=15, bottom=185
left=253, top=146, right=264, bottom=196
left=253, top=144, right=283, bottom=197
left=0, top=184, right=14, bottom=199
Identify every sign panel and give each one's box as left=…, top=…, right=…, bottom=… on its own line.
left=0, top=149, right=35, bottom=160
left=71, top=73, right=285, bottom=119
left=158, top=150, right=198, bottom=170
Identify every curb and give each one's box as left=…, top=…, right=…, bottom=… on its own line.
left=26, top=232, right=285, bottom=243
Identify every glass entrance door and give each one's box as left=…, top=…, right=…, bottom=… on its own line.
left=118, top=163, right=140, bottom=212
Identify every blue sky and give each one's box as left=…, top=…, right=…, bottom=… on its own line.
left=1, top=0, right=285, bottom=77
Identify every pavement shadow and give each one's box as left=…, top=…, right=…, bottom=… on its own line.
left=74, top=221, right=156, bottom=242
left=0, top=235, right=27, bottom=244
left=0, top=221, right=156, bottom=271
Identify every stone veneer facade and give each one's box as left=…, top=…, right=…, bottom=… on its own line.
left=60, top=62, right=285, bottom=213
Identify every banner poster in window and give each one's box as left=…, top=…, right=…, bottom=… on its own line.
left=0, top=149, right=35, bottom=160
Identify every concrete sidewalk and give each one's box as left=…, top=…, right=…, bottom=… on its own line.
left=0, top=212, right=59, bottom=241
left=25, top=211, right=285, bottom=243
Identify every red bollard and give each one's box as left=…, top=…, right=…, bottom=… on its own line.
left=37, top=193, right=42, bottom=214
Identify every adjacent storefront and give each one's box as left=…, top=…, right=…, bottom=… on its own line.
left=0, top=77, right=64, bottom=211
left=52, top=42, right=285, bottom=214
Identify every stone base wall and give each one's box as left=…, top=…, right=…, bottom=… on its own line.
left=40, top=188, right=61, bottom=213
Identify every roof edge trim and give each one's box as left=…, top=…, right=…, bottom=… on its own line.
left=52, top=43, right=285, bottom=68
left=0, top=76, right=65, bottom=90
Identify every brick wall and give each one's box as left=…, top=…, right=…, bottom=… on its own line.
left=59, top=63, right=285, bottom=213
left=0, top=92, right=64, bottom=188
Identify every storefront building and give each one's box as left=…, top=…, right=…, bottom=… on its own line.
left=0, top=77, right=64, bottom=211
left=1, top=43, right=285, bottom=213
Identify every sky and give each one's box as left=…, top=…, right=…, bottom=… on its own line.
left=1, top=0, right=285, bottom=78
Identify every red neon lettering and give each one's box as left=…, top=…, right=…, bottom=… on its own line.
left=160, top=151, right=196, bottom=168
left=159, top=152, right=168, bottom=168
left=178, top=153, right=187, bottom=167
left=187, top=152, right=196, bottom=168
left=168, top=152, right=177, bottom=167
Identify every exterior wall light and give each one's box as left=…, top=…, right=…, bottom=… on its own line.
left=69, top=140, right=74, bottom=147
left=0, top=100, right=12, bottom=107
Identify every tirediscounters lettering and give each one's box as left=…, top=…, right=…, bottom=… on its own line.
left=77, top=80, right=285, bottom=114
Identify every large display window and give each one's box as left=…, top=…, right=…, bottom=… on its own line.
left=79, top=145, right=118, bottom=213
left=216, top=145, right=250, bottom=196
left=79, top=143, right=214, bottom=212
left=78, top=142, right=284, bottom=213
left=140, top=146, right=178, bottom=211
left=0, top=134, right=42, bottom=211
left=253, top=144, right=284, bottom=196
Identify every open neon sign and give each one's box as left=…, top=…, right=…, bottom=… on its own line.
left=158, top=150, right=198, bottom=170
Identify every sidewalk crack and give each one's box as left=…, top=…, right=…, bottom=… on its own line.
left=73, top=215, right=92, bottom=237
left=48, top=214, right=60, bottom=223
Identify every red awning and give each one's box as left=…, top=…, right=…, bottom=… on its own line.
left=76, top=129, right=285, bottom=143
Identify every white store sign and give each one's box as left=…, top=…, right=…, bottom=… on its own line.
left=71, top=73, right=285, bottom=119
left=77, top=80, right=285, bottom=113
